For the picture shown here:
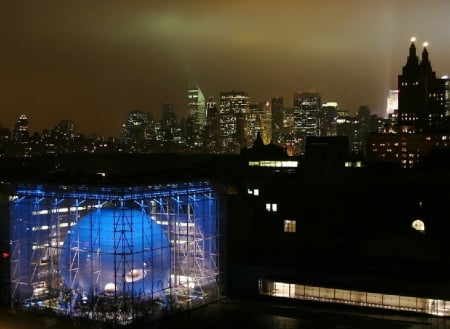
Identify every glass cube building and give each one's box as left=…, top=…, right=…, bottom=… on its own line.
left=8, top=181, right=220, bottom=324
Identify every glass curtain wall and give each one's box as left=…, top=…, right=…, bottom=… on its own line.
left=9, top=181, right=220, bottom=324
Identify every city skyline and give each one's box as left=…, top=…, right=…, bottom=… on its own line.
left=1, top=1, right=450, bottom=137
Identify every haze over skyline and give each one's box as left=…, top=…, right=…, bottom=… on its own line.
left=1, top=1, right=450, bottom=137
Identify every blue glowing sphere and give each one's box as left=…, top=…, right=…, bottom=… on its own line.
left=59, top=208, right=171, bottom=297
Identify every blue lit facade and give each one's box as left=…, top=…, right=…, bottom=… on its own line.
left=9, top=181, right=220, bottom=323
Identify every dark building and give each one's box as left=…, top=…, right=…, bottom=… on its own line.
left=227, top=136, right=450, bottom=317
left=271, top=97, right=284, bottom=143
left=204, top=97, right=220, bottom=153
left=369, top=39, right=450, bottom=168
left=397, top=38, right=447, bottom=133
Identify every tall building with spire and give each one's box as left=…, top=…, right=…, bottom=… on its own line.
left=397, top=38, right=446, bottom=132
left=368, top=39, right=450, bottom=168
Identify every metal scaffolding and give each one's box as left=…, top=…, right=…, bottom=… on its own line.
left=9, top=181, right=221, bottom=324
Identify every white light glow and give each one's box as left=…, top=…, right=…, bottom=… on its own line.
left=411, top=36, right=416, bottom=43
left=104, top=283, right=116, bottom=293
left=260, top=280, right=450, bottom=317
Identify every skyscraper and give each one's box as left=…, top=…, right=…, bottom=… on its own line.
left=368, top=39, right=450, bottom=168
left=293, top=92, right=321, bottom=154
left=293, top=92, right=321, bottom=137
left=204, top=97, right=220, bottom=153
left=121, top=111, right=152, bottom=141
left=160, top=103, right=182, bottom=147
left=248, top=101, right=271, bottom=146
left=186, top=86, right=206, bottom=148
left=443, top=76, right=450, bottom=117
left=219, top=91, right=250, bottom=153
left=386, top=89, right=399, bottom=119
left=397, top=38, right=446, bottom=132
left=271, top=97, right=284, bottom=143
left=13, top=114, right=29, bottom=142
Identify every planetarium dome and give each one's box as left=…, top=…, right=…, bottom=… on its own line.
left=59, top=208, right=171, bottom=298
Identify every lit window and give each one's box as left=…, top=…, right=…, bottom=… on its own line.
left=284, top=220, right=296, bottom=233
left=265, top=203, right=278, bottom=212
left=248, top=188, right=259, bottom=196
left=412, top=219, right=425, bottom=232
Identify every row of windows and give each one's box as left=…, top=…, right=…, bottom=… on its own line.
left=400, top=81, right=420, bottom=86
left=258, top=280, right=450, bottom=316
left=248, top=160, right=298, bottom=168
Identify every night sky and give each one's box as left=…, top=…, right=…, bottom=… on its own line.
left=1, top=1, right=450, bottom=137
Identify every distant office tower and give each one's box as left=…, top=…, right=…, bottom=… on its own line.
left=397, top=38, right=446, bottom=132
left=271, top=97, right=284, bottom=143
left=293, top=92, right=321, bottom=137
left=160, top=103, right=182, bottom=145
left=386, top=89, right=399, bottom=119
left=186, top=86, right=206, bottom=148
left=206, top=97, right=217, bottom=120
left=162, top=103, right=177, bottom=128
left=121, top=111, right=152, bottom=141
left=320, top=102, right=338, bottom=136
left=0, top=128, right=11, bottom=144
left=219, top=91, right=250, bottom=153
left=54, top=120, right=76, bottom=140
left=353, top=105, right=371, bottom=155
left=248, top=101, right=271, bottom=145
left=443, top=76, right=450, bottom=117
left=13, top=114, right=29, bottom=142
left=204, top=97, right=220, bottom=153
